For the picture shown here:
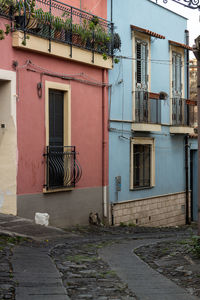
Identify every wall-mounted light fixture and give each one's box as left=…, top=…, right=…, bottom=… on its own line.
left=37, top=82, right=42, bottom=98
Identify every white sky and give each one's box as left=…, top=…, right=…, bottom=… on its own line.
left=151, top=0, right=200, bottom=56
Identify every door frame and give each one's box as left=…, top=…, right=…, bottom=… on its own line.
left=190, top=149, right=198, bottom=221
left=45, top=81, right=71, bottom=147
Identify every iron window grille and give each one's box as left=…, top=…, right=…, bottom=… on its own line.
left=43, top=146, right=82, bottom=190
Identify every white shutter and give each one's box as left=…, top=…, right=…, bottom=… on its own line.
left=135, top=39, right=148, bottom=89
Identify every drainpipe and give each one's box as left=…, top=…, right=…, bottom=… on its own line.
left=185, top=135, right=190, bottom=224
left=185, top=29, right=190, bottom=224
left=193, top=36, right=200, bottom=235
left=102, top=69, right=108, bottom=221
left=111, top=0, right=113, bottom=22
left=197, top=54, right=200, bottom=235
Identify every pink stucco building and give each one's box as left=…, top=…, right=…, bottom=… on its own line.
left=0, top=0, right=114, bottom=227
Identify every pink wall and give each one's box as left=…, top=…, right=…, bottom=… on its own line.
left=0, top=22, right=109, bottom=196
left=61, top=0, right=107, bottom=19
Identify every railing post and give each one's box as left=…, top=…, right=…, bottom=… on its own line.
left=156, top=99, right=158, bottom=124
left=70, top=7, right=72, bottom=57
left=48, top=0, right=52, bottom=53
left=73, top=147, right=76, bottom=187
left=111, top=22, right=114, bottom=58
left=92, top=28, right=95, bottom=63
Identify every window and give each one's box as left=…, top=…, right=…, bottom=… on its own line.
left=135, top=39, right=148, bottom=89
left=171, top=49, right=185, bottom=126
left=130, top=138, right=155, bottom=189
left=172, top=51, right=182, bottom=97
left=133, top=34, right=150, bottom=124
left=44, top=81, right=74, bottom=191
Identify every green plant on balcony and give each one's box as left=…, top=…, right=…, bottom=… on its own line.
left=16, top=0, right=37, bottom=29
left=93, top=24, right=111, bottom=53
left=0, top=1, right=120, bottom=59
left=113, top=32, right=121, bottom=51
left=0, top=24, right=10, bottom=40
left=53, top=16, right=65, bottom=41
left=0, top=0, right=17, bottom=15
left=0, top=0, right=13, bottom=40
left=33, top=8, right=55, bottom=38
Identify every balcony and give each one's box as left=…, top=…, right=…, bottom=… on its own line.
left=43, top=146, right=82, bottom=191
left=0, top=0, right=120, bottom=69
left=170, top=98, right=197, bottom=134
left=132, top=91, right=162, bottom=132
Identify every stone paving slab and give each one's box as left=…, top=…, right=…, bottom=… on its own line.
left=12, top=246, right=70, bottom=300
left=99, top=239, right=199, bottom=300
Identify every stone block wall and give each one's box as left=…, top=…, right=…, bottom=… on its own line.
left=112, top=192, right=189, bottom=227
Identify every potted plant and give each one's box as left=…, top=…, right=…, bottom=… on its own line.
left=34, top=9, right=55, bottom=39
left=0, top=23, right=10, bottom=40
left=25, top=0, right=38, bottom=30
left=0, top=0, right=16, bottom=16
left=113, top=32, right=121, bottom=52
left=53, top=16, right=64, bottom=41
left=93, top=24, right=109, bottom=52
left=90, top=16, right=99, bottom=26
left=71, top=23, right=83, bottom=45
left=14, top=0, right=37, bottom=30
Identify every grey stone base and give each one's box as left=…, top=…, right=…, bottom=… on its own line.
left=17, top=187, right=105, bottom=228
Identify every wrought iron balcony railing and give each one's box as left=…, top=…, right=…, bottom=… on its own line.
left=172, top=97, right=197, bottom=127
left=135, top=90, right=161, bottom=124
left=0, top=0, right=120, bottom=57
left=44, top=146, right=82, bottom=190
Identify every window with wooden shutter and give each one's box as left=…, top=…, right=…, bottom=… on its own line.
left=135, top=39, right=148, bottom=89
left=172, top=51, right=182, bottom=96
left=172, top=51, right=183, bottom=125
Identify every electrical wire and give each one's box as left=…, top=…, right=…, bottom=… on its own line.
left=116, top=55, right=194, bottom=67
left=16, top=60, right=110, bottom=88
left=90, top=0, right=102, bottom=13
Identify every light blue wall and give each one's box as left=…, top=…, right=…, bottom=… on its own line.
left=108, top=0, right=198, bottom=203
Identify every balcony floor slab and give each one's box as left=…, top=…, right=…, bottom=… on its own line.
left=132, top=123, right=162, bottom=132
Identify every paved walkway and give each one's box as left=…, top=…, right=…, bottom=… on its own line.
left=12, top=246, right=70, bottom=300
left=100, top=239, right=199, bottom=300
left=0, top=213, right=199, bottom=300
left=0, top=213, right=68, bottom=241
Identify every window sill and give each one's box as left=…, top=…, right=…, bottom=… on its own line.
left=130, top=186, right=154, bottom=191
left=43, top=187, right=74, bottom=194
left=132, top=123, right=161, bottom=132
left=170, top=126, right=194, bottom=134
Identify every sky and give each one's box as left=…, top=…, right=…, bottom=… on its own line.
left=151, top=0, right=200, bottom=57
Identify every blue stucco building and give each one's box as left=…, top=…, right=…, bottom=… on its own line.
left=107, top=0, right=198, bottom=226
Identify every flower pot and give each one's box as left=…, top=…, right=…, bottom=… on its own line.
left=72, top=33, right=82, bottom=46
left=37, top=24, right=55, bottom=39
left=15, top=15, right=25, bottom=28
left=54, top=30, right=61, bottom=40
left=26, top=16, right=38, bottom=30
left=54, top=29, right=65, bottom=41
left=65, top=30, right=71, bottom=43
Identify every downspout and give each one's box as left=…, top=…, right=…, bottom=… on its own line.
left=111, top=0, right=113, bottom=22
left=193, top=37, right=200, bottom=235
left=102, top=69, right=108, bottom=221
left=185, top=29, right=190, bottom=224
left=197, top=52, right=200, bottom=235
